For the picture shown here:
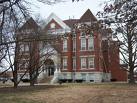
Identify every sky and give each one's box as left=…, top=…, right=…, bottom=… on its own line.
left=30, top=0, right=106, bottom=20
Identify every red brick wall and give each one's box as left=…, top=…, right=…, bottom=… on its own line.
left=61, top=31, right=103, bottom=73
left=102, top=40, right=110, bottom=73
left=108, top=41, right=127, bottom=81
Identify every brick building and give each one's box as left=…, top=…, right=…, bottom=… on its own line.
left=15, top=18, right=40, bottom=80
left=16, top=9, right=127, bottom=82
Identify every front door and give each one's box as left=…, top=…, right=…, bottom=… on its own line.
left=45, top=59, right=55, bottom=76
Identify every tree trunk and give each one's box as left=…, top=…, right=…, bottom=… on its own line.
left=128, top=68, right=135, bottom=84
left=13, top=42, right=18, bottom=88
left=13, top=70, right=18, bottom=88
left=30, top=69, right=38, bottom=86
left=30, top=79, right=35, bottom=86
left=29, top=67, right=35, bottom=86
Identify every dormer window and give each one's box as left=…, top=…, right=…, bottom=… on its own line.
left=50, top=23, right=55, bottom=29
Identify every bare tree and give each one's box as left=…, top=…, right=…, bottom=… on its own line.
left=0, top=0, right=81, bottom=88
left=97, top=0, right=137, bottom=84
left=16, top=27, right=61, bottom=86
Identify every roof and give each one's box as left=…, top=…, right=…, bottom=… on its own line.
left=63, top=19, right=79, bottom=28
left=79, top=9, right=97, bottom=22
left=63, top=9, right=98, bottom=28
left=19, top=17, right=39, bottom=30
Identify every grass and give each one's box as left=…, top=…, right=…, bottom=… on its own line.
left=63, top=82, right=137, bottom=88
left=0, top=94, right=41, bottom=103
left=0, top=83, right=137, bottom=103
left=0, top=84, right=45, bottom=103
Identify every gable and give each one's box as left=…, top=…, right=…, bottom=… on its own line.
left=79, top=9, right=97, bottom=23
left=19, top=17, right=39, bottom=31
left=45, top=19, right=63, bottom=30
left=44, top=13, right=71, bottom=31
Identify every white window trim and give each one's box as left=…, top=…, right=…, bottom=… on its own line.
left=63, top=39, right=68, bottom=52
left=80, top=56, right=95, bottom=70
left=62, top=57, right=68, bottom=70
left=80, top=57, right=87, bottom=69
left=80, top=38, right=86, bottom=51
left=88, top=57, right=94, bottom=69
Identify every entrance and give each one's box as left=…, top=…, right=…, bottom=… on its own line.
left=44, top=59, right=55, bottom=76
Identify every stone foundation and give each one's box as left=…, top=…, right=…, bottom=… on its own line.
left=59, top=72, right=111, bottom=83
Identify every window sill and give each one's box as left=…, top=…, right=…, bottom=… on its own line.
left=62, top=51, right=68, bottom=52
left=80, top=50, right=95, bottom=52
left=62, top=69, right=67, bottom=70
left=80, top=50, right=87, bottom=51
left=80, top=68, right=95, bottom=70
left=88, top=68, right=95, bottom=70
left=81, top=68, right=87, bottom=70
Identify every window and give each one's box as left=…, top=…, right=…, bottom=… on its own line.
left=18, top=73, right=29, bottom=79
left=20, top=44, right=24, bottom=52
left=24, top=44, right=29, bottom=51
left=88, top=57, right=94, bottom=69
left=24, top=60, right=29, bottom=69
left=73, top=58, right=76, bottom=70
left=88, top=37, right=94, bottom=50
left=63, top=58, right=67, bottom=70
left=19, top=60, right=29, bottom=70
left=24, top=74, right=29, bottom=79
left=81, top=57, right=87, bottom=69
left=81, top=38, right=86, bottom=50
left=63, top=39, right=67, bottom=51
left=50, top=23, right=55, bottom=29
left=73, top=39, right=76, bottom=51
left=20, top=43, right=29, bottom=52
left=81, top=73, right=86, bottom=80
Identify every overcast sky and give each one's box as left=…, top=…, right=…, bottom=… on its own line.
left=30, top=0, right=105, bottom=20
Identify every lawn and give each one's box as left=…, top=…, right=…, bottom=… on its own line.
left=0, top=83, right=137, bottom=103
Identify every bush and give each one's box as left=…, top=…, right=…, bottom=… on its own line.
left=21, top=79, right=30, bottom=82
left=58, top=79, right=67, bottom=83
left=75, top=79, right=83, bottom=83
left=67, top=79, right=73, bottom=83
left=111, top=78, right=117, bottom=82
